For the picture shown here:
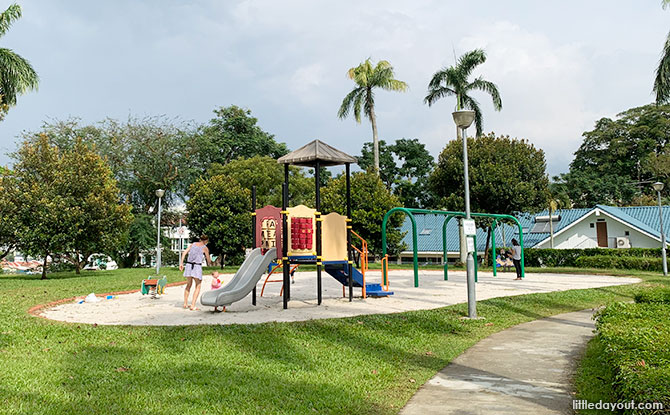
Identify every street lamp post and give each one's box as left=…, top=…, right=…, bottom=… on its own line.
left=652, top=182, right=668, bottom=276
left=155, top=189, right=165, bottom=275
left=453, top=110, right=477, bottom=318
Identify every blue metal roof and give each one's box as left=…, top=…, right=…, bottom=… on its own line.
left=399, top=205, right=670, bottom=253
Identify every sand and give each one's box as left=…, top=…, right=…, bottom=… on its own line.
left=39, top=270, right=639, bottom=326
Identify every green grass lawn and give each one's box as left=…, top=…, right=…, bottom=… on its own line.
left=0, top=267, right=666, bottom=415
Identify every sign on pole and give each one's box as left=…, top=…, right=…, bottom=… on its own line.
left=463, top=219, right=477, bottom=236
left=466, top=236, right=476, bottom=253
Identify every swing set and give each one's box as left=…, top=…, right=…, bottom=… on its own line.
left=381, top=208, right=526, bottom=287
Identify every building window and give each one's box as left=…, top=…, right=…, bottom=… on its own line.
left=590, top=223, right=595, bottom=228
left=625, top=231, right=630, bottom=236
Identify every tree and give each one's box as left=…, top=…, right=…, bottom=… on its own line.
left=186, top=175, right=251, bottom=266
left=58, top=140, right=133, bottom=273
left=209, top=156, right=314, bottom=207
left=192, top=105, right=288, bottom=170
left=321, top=170, right=405, bottom=256
left=22, top=116, right=195, bottom=214
left=424, top=49, right=502, bottom=136
left=0, top=4, right=38, bottom=121
left=654, top=1, right=670, bottom=103
left=0, top=168, right=18, bottom=259
left=430, top=133, right=548, bottom=214
left=338, top=59, right=408, bottom=174
left=556, top=104, right=670, bottom=207
left=111, top=213, right=156, bottom=268
left=430, top=133, right=549, bottom=261
left=359, top=138, right=436, bottom=208
left=12, top=135, right=131, bottom=278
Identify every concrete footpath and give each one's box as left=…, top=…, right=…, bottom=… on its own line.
left=400, top=309, right=596, bottom=415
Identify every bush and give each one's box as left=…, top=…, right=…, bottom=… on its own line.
left=635, top=287, right=670, bottom=304
left=575, top=255, right=664, bottom=272
left=488, top=247, right=664, bottom=268
left=594, top=301, right=670, bottom=413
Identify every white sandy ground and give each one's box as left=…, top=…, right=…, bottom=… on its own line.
left=39, top=270, right=640, bottom=326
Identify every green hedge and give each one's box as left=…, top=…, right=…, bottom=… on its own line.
left=634, top=287, right=670, bottom=304
left=488, top=247, right=663, bottom=268
left=595, top=301, right=670, bottom=413
left=575, top=255, right=664, bottom=272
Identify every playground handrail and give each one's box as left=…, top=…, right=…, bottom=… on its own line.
left=350, top=230, right=368, bottom=298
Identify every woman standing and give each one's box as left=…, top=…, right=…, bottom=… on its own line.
left=511, top=238, right=522, bottom=280
left=179, top=235, right=213, bottom=310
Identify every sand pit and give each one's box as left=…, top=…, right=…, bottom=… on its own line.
left=38, top=270, right=639, bottom=326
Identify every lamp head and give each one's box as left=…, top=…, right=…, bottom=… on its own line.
left=652, top=182, right=664, bottom=192
left=156, top=189, right=165, bottom=198
left=452, top=110, right=475, bottom=129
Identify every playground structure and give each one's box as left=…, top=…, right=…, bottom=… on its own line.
left=381, top=208, right=526, bottom=287
left=201, top=140, right=392, bottom=311
left=141, top=276, right=167, bottom=299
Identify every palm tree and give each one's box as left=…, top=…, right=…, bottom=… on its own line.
left=424, top=49, right=501, bottom=136
left=654, top=1, right=670, bottom=103
left=0, top=4, right=38, bottom=119
left=338, top=59, right=408, bottom=174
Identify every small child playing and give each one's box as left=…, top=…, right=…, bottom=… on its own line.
left=211, top=271, right=222, bottom=290
left=211, top=271, right=224, bottom=312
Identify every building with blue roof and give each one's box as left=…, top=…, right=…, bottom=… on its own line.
left=397, top=205, right=670, bottom=264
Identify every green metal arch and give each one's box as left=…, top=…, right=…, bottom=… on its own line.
left=381, top=208, right=526, bottom=287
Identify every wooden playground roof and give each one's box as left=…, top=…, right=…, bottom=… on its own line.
left=277, top=139, right=357, bottom=167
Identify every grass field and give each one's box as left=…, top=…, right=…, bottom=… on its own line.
left=0, top=267, right=665, bottom=415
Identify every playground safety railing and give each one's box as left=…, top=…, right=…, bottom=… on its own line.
left=350, top=230, right=368, bottom=298
left=381, top=255, right=390, bottom=291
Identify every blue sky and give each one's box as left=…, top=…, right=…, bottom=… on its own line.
left=0, top=0, right=667, bottom=175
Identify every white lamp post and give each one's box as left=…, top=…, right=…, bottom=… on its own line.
left=453, top=110, right=477, bottom=318
left=652, top=182, right=668, bottom=276
left=155, top=189, right=165, bottom=275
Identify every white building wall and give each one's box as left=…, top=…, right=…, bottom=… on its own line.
left=536, top=211, right=661, bottom=249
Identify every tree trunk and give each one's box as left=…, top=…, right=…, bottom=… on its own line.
left=41, top=254, right=48, bottom=280
left=368, top=89, right=380, bottom=175
left=75, top=250, right=81, bottom=274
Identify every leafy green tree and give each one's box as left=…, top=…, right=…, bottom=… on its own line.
left=655, top=1, right=670, bottom=103
left=430, top=133, right=548, bottom=214
left=0, top=168, right=18, bottom=259
left=111, top=213, right=156, bottom=268
left=58, top=141, right=133, bottom=273
left=360, top=138, right=436, bottom=208
left=12, top=135, right=131, bottom=278
left=338, top=59, right=408, bottom=174
left=359, top=140, right=398, bottom=188
left=186, top=175, right=251, bottom=266
left=192, top=105, right=288, bottom=170
left=209, top=156, right=314, bottom=207
left=0, top=4, right=38, bottom=121
left=431, top=132, right=549, bottom=259
left=556, top=104, right=670, bottom=207
left=424, top=49, right=502, bottom=136
left=22, top=116, right=195, bottom=214
left=321, top=170, right=405, bottom=256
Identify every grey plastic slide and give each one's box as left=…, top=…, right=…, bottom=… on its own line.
left=200, top=247, right=277, bottom=308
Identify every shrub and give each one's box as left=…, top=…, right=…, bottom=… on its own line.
left=575, top=255, right=664, bottom=272
left=488, top=247, right=663, bottom=268
left=594, top=301, right=670, bottom=413
left=634, top=287, right=670, bottom=304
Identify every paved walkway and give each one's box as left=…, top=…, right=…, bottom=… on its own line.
left=400, top=309, right=596, bottom=415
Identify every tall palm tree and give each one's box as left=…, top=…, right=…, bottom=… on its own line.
left=424, top=49, right=501, bottom=136
left=654, top=1, right=670, bottom=103
left=0, top=4, right=38, bottom=119
left=338, top=59, right=408, bottom=174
